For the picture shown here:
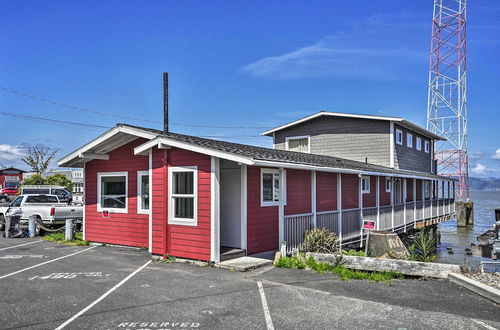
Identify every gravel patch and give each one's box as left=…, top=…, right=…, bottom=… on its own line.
left=462, top=272, right=500, bottom=290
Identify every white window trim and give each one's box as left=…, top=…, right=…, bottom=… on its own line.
left=260, top=168, right=287, bottom=207
left=168, top=166, right=198, bottom=226
left=407, top=133, right=413, bottom=148
left=395, top=129, right=403, bottom=145
left=361, top=176, right=370, bottom=194
left=285, top=135, right=311, bottom=153
left=97, top=171, right=128, bottom=214
left=137, top=170, right=150, bottom=215
left=385, top=178, right=392, bottom=193
left=416, top=137, right=422, bottom=151
left=424, top=140, right=430, bottom=153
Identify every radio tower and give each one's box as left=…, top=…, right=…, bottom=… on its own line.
left=426, top=0, right=469, bottom=201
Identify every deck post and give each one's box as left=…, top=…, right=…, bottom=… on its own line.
left=359, top=175, right=364, bottom=248
left=422, top=179, right=426, bottom=221
left=278, top=167, right=285, bottom=249
left=210, top=157, right=220, bottom=263
left=391, top=177, right=394, bottom=231
left=403, top=178, right=407, bottom=232
left=311, top=170, right=317, bottom=229
left=337, top=173, right=343, bottom=245
left=376, top=176, right=380, bottom=230
left=240, top=165, right=247, bottom=251
left=413, top=178, right=417, bottom=223
left=448, top=181, right=451, bottom=214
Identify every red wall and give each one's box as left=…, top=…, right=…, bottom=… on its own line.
left=341, top=174, right=359, bottom=209
left=285, top=170, right=311, bottom=216
left=416, top=179, right=422, bottom=200
left=362, top=176, right=377, bottom=207
left=247, top=166, right=279, bottom=255
left=379, top=176, right=391, bottom=206
left=316, top=172, right=337, bottom=212
left=406, top=179, right=413, bottom=202
left=85, top=139, right=149, bottom=248
left=150, top=148, right=212, bottom=261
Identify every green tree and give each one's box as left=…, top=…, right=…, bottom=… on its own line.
left=22, top=145, right=58, bottom=174
left=45, top=173, right=74, bottom=192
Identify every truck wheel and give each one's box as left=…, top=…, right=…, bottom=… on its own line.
left=0, top=214, right=4, bottom=231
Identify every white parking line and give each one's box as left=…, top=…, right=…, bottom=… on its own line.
left=55, top=260, right=152, bottom=330
left=257, top=280, right=275, bottom=330
left=0, top=240, right=42, bottom=251
left=0, top=246, right=96, bottom=280
left=471, top=319, right=499, bottom=330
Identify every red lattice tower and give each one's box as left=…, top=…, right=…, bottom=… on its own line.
left=426, top=0, right=469, bottom=201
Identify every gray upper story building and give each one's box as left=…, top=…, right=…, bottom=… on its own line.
left=262, top=112, right=444, bottom=174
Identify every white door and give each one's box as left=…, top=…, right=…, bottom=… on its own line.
left=220, top=168, right=241, bottom=248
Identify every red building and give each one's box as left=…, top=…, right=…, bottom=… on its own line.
left=0, top=167, right=24, bottom=189
left=59, top=124, right=455, bottom=262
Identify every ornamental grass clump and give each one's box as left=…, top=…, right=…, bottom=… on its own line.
left=298, top=228, right=340, bottom=254
left=408, top=229, right=438, bottom=262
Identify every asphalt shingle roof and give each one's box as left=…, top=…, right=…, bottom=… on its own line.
left=120, top=124, right=450, bottom=180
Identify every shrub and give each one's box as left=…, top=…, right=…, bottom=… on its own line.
left=408, top=229, right=437, bottom=262
left=298, top=228, right=340, bottom=254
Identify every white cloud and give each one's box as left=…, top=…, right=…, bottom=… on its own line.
left=0, top=144, right=26, bottom=167
left=240, top=14, right=427, bottom=80
left=469, top=152, right=485, bottom=160
left=471, top=163, right=487, bottom=175
left=491, top=148, right=500, bottom=160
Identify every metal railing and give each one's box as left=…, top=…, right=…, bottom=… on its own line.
left=283, top=198, right=455, bottom=252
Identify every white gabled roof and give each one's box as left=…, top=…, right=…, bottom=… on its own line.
left=261, top=111, right=444, bottom=140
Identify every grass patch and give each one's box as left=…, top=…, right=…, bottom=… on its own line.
left=275, top=255, right=403, bottom=283
left=341, top=249, right=367, bottom=257
left=157, top=255, right=176, bottom=263
left=42, top=232, right=89, bottom=246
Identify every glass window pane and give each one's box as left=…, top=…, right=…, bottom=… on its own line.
left=288, top=138, right=308, bottom=152
left=262, top=173, right=273, bottom=202
left=102, top=176, right=126, bottom=195
left=273, top=173, right=280, bottom=202
left=102, top=196, right=126, bottom=208
left=173, top=172, right=194, bottom=194
left=174, top=197, right=194, bottom=219
left=141, top=175, right=149, bottom=210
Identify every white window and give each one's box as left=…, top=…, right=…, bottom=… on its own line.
left=137, top=171, right=150, bottom=214
left=385, top=178, right=392, bottom=192
left=416, top=137, right=422, bottom=151
left=424, top=140, right=430, bottom=153
left=169, top=166, right=197, bottom=226
left=97, top=172, right=128, bottom=213
left=424, top=181, right=431, bottom=199
left=407, top=133, right=413, bottom=148
left=361, top=176, right=370, bottom=194
left=261, top=168, right=282, bottom=207
left=395, top=129, right=403, bottom=145
left=285, top=136, right=310, bottom=153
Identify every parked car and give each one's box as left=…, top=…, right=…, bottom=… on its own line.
left=21, top=185, right=73, bottom=203
left=0, top=194, right=83, bottom=231
left=1, top=187, right=18, bottom=196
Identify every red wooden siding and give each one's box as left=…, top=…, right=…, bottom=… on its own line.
left=85, top=139, right=149, bottom=248
left=341, top=174, right=359, bottom=209
left=285, top=170, right=311, bottom=216
left=379, top=176, right=391, bottom=206
left=151, top=148, right=167, bottom=255
left=362, top=176, right=377, bottom=208
left=316, top=172, right=337, bottom=212
left=246, top=166, right=279, bottom=255
left=416, top=179, right=422, bottom=200
left=406, top=179, right=413, bottom=202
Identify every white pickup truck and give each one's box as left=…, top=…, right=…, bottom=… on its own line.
left=0, top=194, right=83, bottom=230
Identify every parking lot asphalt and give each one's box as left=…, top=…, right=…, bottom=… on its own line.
left=0, top=236, right=499, bottom=330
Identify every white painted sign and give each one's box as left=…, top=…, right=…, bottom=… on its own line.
left=28, top=272, right=110, bottom=280
left=116, top=322, right=200, bottom=329
left=0, top=255, right=46, bottom=259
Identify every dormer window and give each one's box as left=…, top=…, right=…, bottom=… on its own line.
left=285, top=136, right=310, bottom=153
left=424, top=140, right=430, bottom=153
left=395, top=129, right=403, bottom=145
left=407, top=133, right=413, bottom=148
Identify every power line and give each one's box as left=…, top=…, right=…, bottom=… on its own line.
left=0, top=86, right=274, bottom=129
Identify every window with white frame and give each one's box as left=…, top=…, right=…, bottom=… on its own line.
left=424, top=140, right=430, bottom=153
left=416, top=137, right=422, bottom=151
left=137, top=171, right=149, bottom=214
left=261, top=169, right=282, bottom=206
left=395, top=129, right=403, bottom=145
left=98, top=172, right=128, bottom=213
left=169, top=166, right=197, bottom=225
left=361, top=176, right=370, bottom=194
left=286, top=136, right=310, bottom=153
left=407, top=133, right=413, bottom=148
left=385, top=178, right=392, bottom=192
left=424, top=181, right=431, bottom=199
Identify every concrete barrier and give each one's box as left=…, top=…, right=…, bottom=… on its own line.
left=448, top=273, right=500, bottom=304
left=307, top=253, right=461, bottom=279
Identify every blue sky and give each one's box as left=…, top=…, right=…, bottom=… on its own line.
left=1, top=1, right=499, bottom=177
